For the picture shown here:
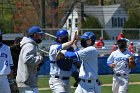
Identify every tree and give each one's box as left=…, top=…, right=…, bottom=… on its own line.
left=121, top=0, right=140, bottom=39
left=85, top=0, right=99, bottom=5
left=81, top=16, right=110, bottom=39
left=0, top=19, right=12, bottom=33
left=123, top=11, right=140, bottom=39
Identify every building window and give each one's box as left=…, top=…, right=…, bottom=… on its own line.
left=112, top=17, right=126, bottom=28
left=75, top=18, right=78, bottom=27
left=112, top=17, right=117, bottom=27
left=68, top=19, right=72, bottom=28
left=112, top=17, right=115, bottom=27
left=118, top=17, right=121, bottom=27
left=120, top=18, right=123, bottom=27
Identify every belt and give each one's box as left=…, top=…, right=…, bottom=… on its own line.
left=82, top=79, right=102, bottom=85
left=115, top=73, right=127, bottom=77
left=82, top=79, right=92, bottom=83
left=54, top=76, right=70, bottom=80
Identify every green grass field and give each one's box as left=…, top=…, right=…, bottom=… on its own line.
left=38, top=74, right=140, bottom=93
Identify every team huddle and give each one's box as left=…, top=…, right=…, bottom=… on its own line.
left=0, top=26, right=136, bottom=93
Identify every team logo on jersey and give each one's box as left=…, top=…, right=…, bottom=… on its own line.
left=0, top=52, right=7, bottom=58
left=115, top=57, right=126, bottom=62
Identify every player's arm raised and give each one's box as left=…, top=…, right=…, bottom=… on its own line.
left=61, top=31, right=78, bottom=50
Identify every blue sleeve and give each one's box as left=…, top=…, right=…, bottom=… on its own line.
left=56, top=45, right=62, bottom=50
left=74, top=48, right=79, bottom=52
left=107, top=54, right=114, bottom=66
left=107, top=61, right=113, bottom=66
left=64, top=51, right=77, bottom=59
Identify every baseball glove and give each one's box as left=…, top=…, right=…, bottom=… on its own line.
left=56, top=50, right=66, bottom=60
left=128, top=56, right=136, bottom=69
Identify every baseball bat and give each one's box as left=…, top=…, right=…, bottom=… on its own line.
left=45, top=33, right=56, bottom=38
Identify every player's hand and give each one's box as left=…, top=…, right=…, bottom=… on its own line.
left=110, top=63, right=115, bottom=68
left=72, top=31, right=79, bottom=42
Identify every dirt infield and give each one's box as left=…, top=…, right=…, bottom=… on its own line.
left=39, top=82, right=140, bottom=90
left=101, top=82, right=140, bottom=86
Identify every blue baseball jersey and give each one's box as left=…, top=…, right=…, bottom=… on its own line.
left=0, top=44, right=13, bottom=75
left=107, top=49, right=133, bottom=74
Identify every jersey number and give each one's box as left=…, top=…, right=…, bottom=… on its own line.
left=125, top=63, right=128, bottom=68
left=5, top=60, right=8, bottom=66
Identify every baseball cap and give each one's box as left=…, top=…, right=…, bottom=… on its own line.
left=28, top=26, right=44, bottom=35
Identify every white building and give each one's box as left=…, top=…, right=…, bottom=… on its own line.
left=63, top=9, right=79, bottom=39
left=84, top=4, right=128, bottom=39
left=63, top=4, right=128, bottom=40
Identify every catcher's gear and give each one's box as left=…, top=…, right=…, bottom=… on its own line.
left=128, top=56, right=136, bottom=69
left=56, top=50, right=65, bottom=60
left=56, top=50, right=73, bottom=71
left=9, top=79, right=19, bottom=93
left=56, top=29, right=68, bottom=38
left=55, top=29, right=69, bottom=43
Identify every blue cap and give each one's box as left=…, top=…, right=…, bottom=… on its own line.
left=80, top=32, right=96, bottom=41
left=56, top=29, right=68, bottom=38
left=28, top=26, right=44, bottom=35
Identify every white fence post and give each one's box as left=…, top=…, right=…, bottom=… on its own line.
left=101, top=29, right=103, bottom=38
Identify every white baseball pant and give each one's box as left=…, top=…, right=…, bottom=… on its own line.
left=75, top=79, right=101, bottom=93
left=17, top=83, right=39, bottom=93
left=112, top=74, right=129, bottom=93
left=49, top=77, right=70, bottom=93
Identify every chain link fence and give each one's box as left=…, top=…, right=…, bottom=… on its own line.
left=40, top=28, right=140, bottom=56
left=43, top=28, right=140, bottom=40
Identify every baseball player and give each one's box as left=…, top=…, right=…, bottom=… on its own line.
left=49, top=29, right=79, bottom=93
left=0, top=31, right=13, bottom=93
left=60, top=32, right=101, bottom=93
left=16, top=26, right=44, bottom=93
left=107, top=38, right=136, bottom=93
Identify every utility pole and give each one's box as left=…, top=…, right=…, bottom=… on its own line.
left=81, top=2, right=84, bottom=27
left=41, top=0, right=46, bottom=28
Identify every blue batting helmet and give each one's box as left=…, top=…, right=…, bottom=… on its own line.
left=28, top=26, right=44, bottom=35
left=80, top=32, right=96, bottom=41
left=56, top=29, right=68, bottom=38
